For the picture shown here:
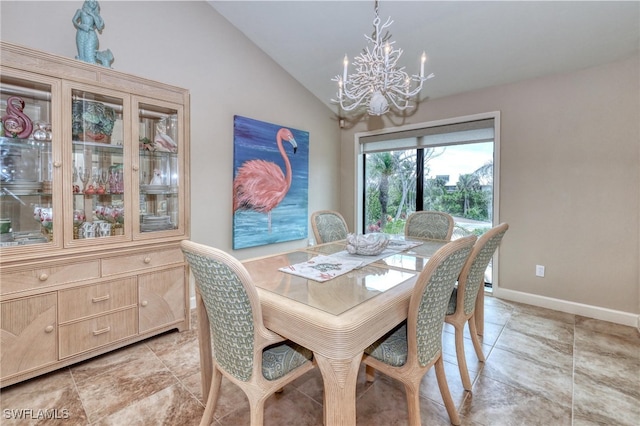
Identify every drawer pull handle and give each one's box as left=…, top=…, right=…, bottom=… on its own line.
left=53, top=161, right=62, bottom=168
left=141, top=300, right=148, bottom=307
left=39, top=273, right=49, bottom=281
left=44, top=325, right=54, bottom=333
left=92, top=294, right=110, bottom=303
left=93, top=327, right=111, bottom=336
left=132, top=165, right=139, bottom=171
left=143, top=257, right=151, bottom=264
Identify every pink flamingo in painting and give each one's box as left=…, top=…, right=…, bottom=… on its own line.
left=233, top=128, right=298, bottom=232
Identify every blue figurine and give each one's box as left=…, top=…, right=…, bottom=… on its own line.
left=72, top=0, right=113, bottom=67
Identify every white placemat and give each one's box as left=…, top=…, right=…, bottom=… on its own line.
left=279, top=255, right=364, bottom=282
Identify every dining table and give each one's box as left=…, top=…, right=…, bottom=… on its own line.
left=240, top=236, right=449, bottom=426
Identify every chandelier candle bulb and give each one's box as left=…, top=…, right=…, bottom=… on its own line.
left=421, top=52, right=426, bottom=78
left=343, top=55, right=349, bottom=82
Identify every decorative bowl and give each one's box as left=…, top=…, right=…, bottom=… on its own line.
left=346, top=233, right=389, bottom=256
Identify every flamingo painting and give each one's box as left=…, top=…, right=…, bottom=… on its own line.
left=233, top=127, right=297, bottom=233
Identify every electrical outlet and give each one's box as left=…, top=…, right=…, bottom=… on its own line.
left=535, top=265, right=545, bottom=277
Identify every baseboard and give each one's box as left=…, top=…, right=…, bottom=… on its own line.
left=494, top=288, right=639, bottom=328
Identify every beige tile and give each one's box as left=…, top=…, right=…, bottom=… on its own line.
left=573, top=325, right=640, bottom=424
left=505, top=310, right=575, bottom=343
left=510, top=302, right=576, bottom=325
left=74, top=347, right=177, bottom=423
left=93, top=383, right=204, bottom=426
left=441, top=330, right=487, bottom=378
left=459, top=374, right=571, bottom=426
left=419, top=358, right=473, bottom=407
left=575, top=315, right=640, bottom=340
left=481, top=296, right=515, bottom=327
left=148, top=337, right=201, bottom=380
left=70, top=343, right=155, bottom=384
left=214, top=386, right=322, bottom=426
left=494, top=325, right=574, bottom=370
left=180, top=370, right=205, bottom=404
left=573, top=370, right=640, bottom=426
left=355, top=371, right=455, bottom=426
left=0, top=369, right=88, bottom=424
left=481, top=346, right=573, bottom=408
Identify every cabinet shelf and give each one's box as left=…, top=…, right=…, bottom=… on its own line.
left=72, top=140, right=124, bottom=151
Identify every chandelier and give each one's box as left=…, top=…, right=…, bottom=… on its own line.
left=332, top=1, right=434, bottom=116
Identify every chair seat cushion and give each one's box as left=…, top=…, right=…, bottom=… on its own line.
left=262, top=342, right=313, bottom=381
left=446, top=287, right=458, bottom=315
left=364, top=322, right=408, bottom=367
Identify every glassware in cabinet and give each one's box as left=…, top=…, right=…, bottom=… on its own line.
left=137, top=102, right=180, bottom=234
left=70, top=89, right=125, bottom=240
left=0, top=76, right=55, bottom=247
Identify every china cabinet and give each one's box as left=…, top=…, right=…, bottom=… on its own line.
left=0, top=41, right=191, bottom=387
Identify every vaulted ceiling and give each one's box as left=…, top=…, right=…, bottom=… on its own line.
left=209, top=1, right=639, bottom=113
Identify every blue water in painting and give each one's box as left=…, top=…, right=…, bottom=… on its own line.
left=232, top=115, right=309, bottom=249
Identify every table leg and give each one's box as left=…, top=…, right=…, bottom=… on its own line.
left=314, top=352, right=362, bottom=426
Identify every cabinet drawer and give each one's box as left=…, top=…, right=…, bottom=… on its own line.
left=59, top=308, right=137, bottom=358
left=1, top=260, right=100, bottom=294
left=58, top=278, right=137, bottom=323
left=101, top=248, right=183, bottom=276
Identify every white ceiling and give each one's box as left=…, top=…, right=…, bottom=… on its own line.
left=209, top=1, right=640, bottom=114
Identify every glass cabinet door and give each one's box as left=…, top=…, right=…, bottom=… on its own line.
left=134, top=99, right=183, bottom=238
left=0, top=73, right=60, bottom=250
left=67, top=87, right=128, bottom=245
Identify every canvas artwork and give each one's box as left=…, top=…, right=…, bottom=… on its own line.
left=232, top=115, right=309, bottom=249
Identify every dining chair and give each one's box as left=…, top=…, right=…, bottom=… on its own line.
left=310, top=210, right=349, bottom=244
left=404, top=210, right=455, bottom=241
left=362, top=235, right=477, bottom=426
left=180, top=241, right=315, bottom=426
left=445, top=223, right=509, bottom=391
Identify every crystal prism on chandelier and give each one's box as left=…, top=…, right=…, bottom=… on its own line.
left=332, top=1, right=434, bottom=116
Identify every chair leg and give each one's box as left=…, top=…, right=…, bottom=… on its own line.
left=475, top=286, right=485, bottom=336
left=248, top=397, right=266, bottom=426
left=199, top=368, right=222, bottom=426
left=454, top=324, right=473, bottom=391
left=468, top=316, right=486, bottom=362
left=403, top=383, right=422, bottom=426
left=365, top=365, right=376, bottom=382
left=434, top=356, right=461, bottom=426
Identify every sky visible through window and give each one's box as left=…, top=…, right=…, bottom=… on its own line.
left=426, top=142, right=493, bottom=185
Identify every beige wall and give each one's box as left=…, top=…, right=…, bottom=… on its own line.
left=0, top=1, right=342, bottom=260
left=2, top=2, right=638, bottom=323
left=340, top=55, right=640, bottom=322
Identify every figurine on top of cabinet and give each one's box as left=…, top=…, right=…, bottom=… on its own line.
left=72, top=0, right=114, bottom=68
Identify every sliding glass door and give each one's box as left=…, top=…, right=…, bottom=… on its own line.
left=358, top=113, right=499, bottom=283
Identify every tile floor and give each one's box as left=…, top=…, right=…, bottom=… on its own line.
left=1, top=296, right=639, bottom=425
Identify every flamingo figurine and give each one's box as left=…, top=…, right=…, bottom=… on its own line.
left=233, top=128, right=298, bottom=233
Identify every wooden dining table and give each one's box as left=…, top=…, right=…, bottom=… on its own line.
left=241, top=237, right=448, bottom=426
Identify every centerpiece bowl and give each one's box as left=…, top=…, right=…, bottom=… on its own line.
left=346, top=233, right=389, bottom=255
